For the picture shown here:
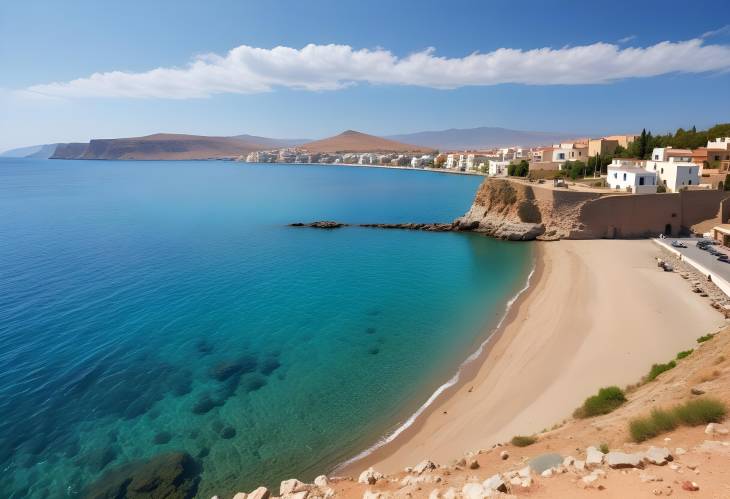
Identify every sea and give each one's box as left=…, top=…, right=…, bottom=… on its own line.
left=0, top=158, right=533, bottom=497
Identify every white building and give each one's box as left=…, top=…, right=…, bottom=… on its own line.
left=410, top=155, right=432, bottom=168
left=707, top=137, right=730, bottom=150
left=551, top=143, right=588, bottom=166
left=488, top=160, right=509, bottom=177
left=645, top=148, right=700, bottom=192
left=466, top=154, right=489, bottom=171
left=607, top=159, right=657, bottom=193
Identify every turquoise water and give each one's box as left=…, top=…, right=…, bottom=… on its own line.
left=0, top=159, right=532, bottom=497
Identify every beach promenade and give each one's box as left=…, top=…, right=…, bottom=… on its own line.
left=351, top=240, right=726, bottom=474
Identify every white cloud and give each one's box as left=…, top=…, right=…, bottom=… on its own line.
left=24, top=39, right=730, bottom=99
left=617, top=35, right=636, bottom=44
left=702, top=25, right=730, bottom=39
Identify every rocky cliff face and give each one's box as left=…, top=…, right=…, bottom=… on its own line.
left=455, top=178, right=730, bottom=241
left=454, top=179, right=595, bottom=240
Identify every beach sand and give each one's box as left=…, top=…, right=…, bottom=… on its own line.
left=348, top=239, right=726, bottom=474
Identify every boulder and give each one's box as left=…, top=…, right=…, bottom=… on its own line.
left=585, top=446, right=604, bottom=467
left=248, top=487, right=270, bottom=499
left=606, top=451, right=643, bottom=469
left=644, top=447, right=672, bottom=466
left=358, top=468, right=383, bottom=485
left=413, top=459, right=437, bottom=474
left=705, top=423, right=729, bottom=435
left=540, top=469, right=553, bottom=478
left=442, top=487, right=458, bottom=499
left=314, top=475, right=329, bottom=488
left=482, top=474, right=507, bottom=493
left=461, top=483, right=485, bottom=499
left=280, top=479, right=310, bottom=496
left=284, top=492, right=308, bottom=499
left=573, top=459, right=586, bottom=471
left=499, top=450, right=509, bottom=460
left=580, top=474, right=599, bottom=488
left=467, top=457, right=480, bottom=470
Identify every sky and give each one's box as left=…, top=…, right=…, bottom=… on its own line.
left=1, top=0, right=730, bottom=151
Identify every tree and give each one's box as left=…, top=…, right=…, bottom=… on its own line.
left=434, top=155, right=446, bottom=169
left=508, top=160, right=529, bottom=177
left=724, top=174, right=730, bottom=192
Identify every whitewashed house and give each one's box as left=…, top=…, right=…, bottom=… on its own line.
left=488, top=160, right=509, bottom=177
left=607, top=159, right=657, bottom=193
left=645, top=148, right=700, bottom=192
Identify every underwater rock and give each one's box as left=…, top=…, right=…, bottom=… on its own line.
left=83, top=451, right=200, bottom=499
left=153, top=432, right=172, bottom=445
left=191, top=394, right=220, bottom=415
left=220, top=427, right=236, bottom=439
left=242, top=374, right=267, bottom=393
left=84, top=446, right=118, bottom=473
left=195, top=339, right=214, bottom=355
left=260, top=357, right=281, bottom=376
left=365, top=327, right=377, bottom=335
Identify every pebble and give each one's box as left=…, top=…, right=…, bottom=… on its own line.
left=681, top=481, right=700, bottom=492
left=500, top=450, right=509, bottom=460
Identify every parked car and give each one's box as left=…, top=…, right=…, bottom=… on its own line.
left=718, top=254, right=729, bottom=262
left=671, top=240, right=687, bottom=248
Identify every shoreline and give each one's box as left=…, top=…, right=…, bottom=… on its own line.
left=335, top=245, right=540, bottom=473
left=341, top=239, right=726, bottom=476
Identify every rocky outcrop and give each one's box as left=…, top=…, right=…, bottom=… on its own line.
left=454, top=178, right=595, bottom=241
left=290, top=221, right=349, bottom=229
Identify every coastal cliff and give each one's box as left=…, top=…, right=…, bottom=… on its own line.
left=455, top=178, right=730, bottom=241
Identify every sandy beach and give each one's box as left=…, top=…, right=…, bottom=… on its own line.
left=346, top=239, right=726, bottom=474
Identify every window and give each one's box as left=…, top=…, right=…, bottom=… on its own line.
left=558, top=153, right=565, bottom=160
left=613, top=173, right=617, bottom=179
left=661, top=168, right=664, bottom=174
left=623, top=173, right=627, bottom=181
left=654, top=155, right=659, bottom=160
left=639, top=177, right=645, bottom=185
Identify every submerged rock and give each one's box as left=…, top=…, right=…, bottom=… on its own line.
left=220, top=426, right=236, bottom=439
left=83, top=451, right=200, bottom=499
left=152, top=431, right=172, bottom=445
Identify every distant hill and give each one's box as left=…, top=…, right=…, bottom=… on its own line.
left=51, top=133, right=308, bottom=160
left=51, top=143, right=91, bottom=159
left=386, top=127, right=582, bottom=150
left=300, top=130, right=433, bottom=154
left=1, top=143, right=58, bottom=158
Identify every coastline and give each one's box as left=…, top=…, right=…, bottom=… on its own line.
left=341, top=239, right=726, bottom=476
left=335, top=243, right=540, bottom=473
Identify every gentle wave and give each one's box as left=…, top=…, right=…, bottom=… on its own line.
left=335, top=260, right=537, bottom=471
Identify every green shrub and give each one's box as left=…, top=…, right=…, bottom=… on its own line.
left=574, top=386, right=627, bottom=418
left=511, top=435, right=537, bottom=447
left=599, top=443, right=609, bottom=454
left=629, top=399, right=727, bottom=442
left=629, top=408, right=678, bottom=442
left=674, top=399, right=727, bottom=426
left=676, top=349, right=693, bottom=360
left=697, top=333, right=715, bottom=343
left=646, top=361, right=676, bottom=382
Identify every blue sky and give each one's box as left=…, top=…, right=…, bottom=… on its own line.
left=1, top=0, right=730, bottom=150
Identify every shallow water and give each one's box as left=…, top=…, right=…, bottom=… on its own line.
left=0, top=159, right=532, bottom=497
